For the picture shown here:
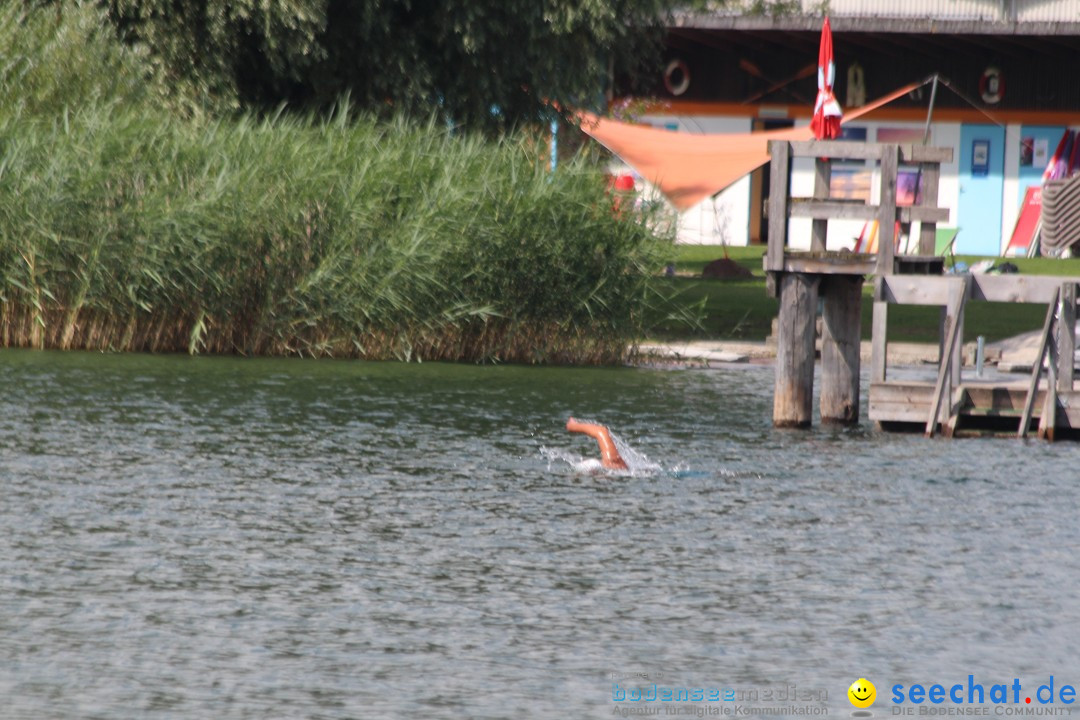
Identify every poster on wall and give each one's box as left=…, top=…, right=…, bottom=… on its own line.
left=897, top=171, right=923, bottom=206
left=1034, top=138, right=1050, bottom=168
left=830, top=166, right=872, bottom=200
left=1020, top=137, right=1034, bottom=167
left=838, top=126, right=867, bottom=142
left=972, top=139, right=990, bottom=176
left=877, top=127, right=924, bottom=143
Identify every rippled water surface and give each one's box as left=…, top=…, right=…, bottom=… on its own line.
left=2, top=350, right=1079, bottom=719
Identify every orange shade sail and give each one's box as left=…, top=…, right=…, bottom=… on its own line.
left=577, top=81, right=922, bottom=211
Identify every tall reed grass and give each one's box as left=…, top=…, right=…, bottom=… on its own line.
left=0, top=3, right=671, bottom=363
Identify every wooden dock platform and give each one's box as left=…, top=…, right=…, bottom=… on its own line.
left=765, top=138, right=1080, bottom=441
left=869, top=381, right=1075, bottom=433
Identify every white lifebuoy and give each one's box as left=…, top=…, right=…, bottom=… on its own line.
left=980, top=66, right=1004, bottom=104
left=663, top=59, right=690, bottom=96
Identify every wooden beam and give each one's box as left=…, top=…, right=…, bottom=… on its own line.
left=1018, top=287, right=1059, bottom=439
left=788, top=200, right=949, bottom=224
left=1058, top=282, right=1076, bottom=393
left=781, top=256, right=876, bottom=275
left=877, top=275, right=955, bottom=305
left=876, top=144, right=898, bottom=275
left=946, top=387, right=966, bottom=438
left=917, top=162, right=941, bottom=255
left=1038, top=357, right=1059, bottom=441
left=871, top=300, right=888, bottom=383
left=811, top=158, right=830, bottom=252
left=766, top=140, right=790, bottom=273
left=926, top=277, right=969, bottom=437
left=868, top=382, right=934, bottom=423
left=946, top=275, right=965, bottom=389
left=786, top=141, right=953, bottom=163
left=970, top=275, right=1080, bottom=304
left=879, top=274, right=1080, bottom=306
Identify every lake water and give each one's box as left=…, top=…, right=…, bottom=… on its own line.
left=2, top=349, right=1079, bottom=719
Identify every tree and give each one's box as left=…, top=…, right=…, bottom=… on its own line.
left=103, top=0, right=691, bottom=130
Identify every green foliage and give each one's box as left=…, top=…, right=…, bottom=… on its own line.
left=736, top=0, right=805, bottom=15
left=0, top=2, right=150, bottom=119
left=657, top=246, right=1080, bottom=344
left=0, top=104, right=670, bottom=361
left=0, top=2, right=677, bottom=364
left=98, top=0, right=682, bottom=129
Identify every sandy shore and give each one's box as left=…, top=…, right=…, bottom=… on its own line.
left=633, top=339, right=943, bottom=367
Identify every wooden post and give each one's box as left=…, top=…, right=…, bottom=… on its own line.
left=1039, top=355, right=1060, bottom=442
left=820, top=275, right=863, bottom=424
left=1057, top=282, right=1076, bottom=393
left=876, top=145, right=898, bottom=275
left=1018, top=287, right=1059, bottom=439
left=871, top=300, right=888, bottom=383
left=766, top=141, right=791, bottom=273
left=811, top=157, right=831, bottom=252
left=926, top=277, right=969, bottom=437
left=774, top=272, right=819, bottom=428
left=946, top=276, right=965, bottom=390
left=917, top=161, right=941, bottom=255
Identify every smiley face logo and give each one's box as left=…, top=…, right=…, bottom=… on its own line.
left=848, top=678, right=876, bottom=708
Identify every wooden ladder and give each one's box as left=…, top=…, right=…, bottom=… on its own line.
left=1017, top=284, right=1075, bottom=440
left=926, top=277, right=969, bottom=438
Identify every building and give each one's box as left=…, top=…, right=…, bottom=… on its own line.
left=629, top=0, right=1080, bottom=254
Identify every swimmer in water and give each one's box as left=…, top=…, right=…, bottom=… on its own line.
left=565, top=417, right=628, bottom=470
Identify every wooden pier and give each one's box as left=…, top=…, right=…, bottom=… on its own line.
left=766, top=139, right=1080, bottom=439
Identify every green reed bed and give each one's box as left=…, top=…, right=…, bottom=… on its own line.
left=0, top=4, right=669, bottom=364
left=0, top=110, right=667, bottom=362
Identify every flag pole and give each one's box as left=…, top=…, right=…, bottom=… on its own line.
left=922, top=74, right=940, bottom=144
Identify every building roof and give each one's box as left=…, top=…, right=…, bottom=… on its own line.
left=672, top=1, right=1080, bottom=35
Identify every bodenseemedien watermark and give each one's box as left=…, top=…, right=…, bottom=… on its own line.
left=609, top=679, right=830, bottom=718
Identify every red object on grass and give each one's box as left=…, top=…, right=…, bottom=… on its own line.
left=1005, top=186, right=1042, bottom=257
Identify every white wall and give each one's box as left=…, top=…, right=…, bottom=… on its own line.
left=935, top=123, right=962, bottom=236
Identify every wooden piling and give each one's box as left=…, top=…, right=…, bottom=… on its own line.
left=764, top=139, right=967, bottom=435
left=1058, top=282, right=1076, bottom=393
left=820, top=275, right=863, bottom=424
left=773, top=272, right=819, bottom=428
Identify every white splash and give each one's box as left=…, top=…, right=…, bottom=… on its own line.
left=542, top=419, right=663, bottom=477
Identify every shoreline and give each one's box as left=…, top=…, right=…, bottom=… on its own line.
left=632, top=339, right=944, bottom=368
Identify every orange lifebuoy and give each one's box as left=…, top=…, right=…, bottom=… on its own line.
left=566, top=418, right=628, bottom=470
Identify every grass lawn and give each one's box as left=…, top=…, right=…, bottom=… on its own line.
left=646, top=245, right=1080, bottom=344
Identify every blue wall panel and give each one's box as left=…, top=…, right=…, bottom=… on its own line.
left=957, top=124, right=1005, bottom=255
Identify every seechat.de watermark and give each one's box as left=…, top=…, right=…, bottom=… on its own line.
left=890, top=676, right=1075, bottom=716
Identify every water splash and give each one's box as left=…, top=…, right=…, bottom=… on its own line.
left=545, top=418, right=663, bottom=476
left=606, top=427, right=663, bottom=474
left=540, top=447, right=606, bottom=474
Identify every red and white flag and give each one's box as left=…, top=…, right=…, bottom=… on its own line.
left=810, top=16, right=843, bottom=140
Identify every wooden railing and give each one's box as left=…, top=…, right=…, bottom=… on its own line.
left=766, top=140, right=953, bottom=276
